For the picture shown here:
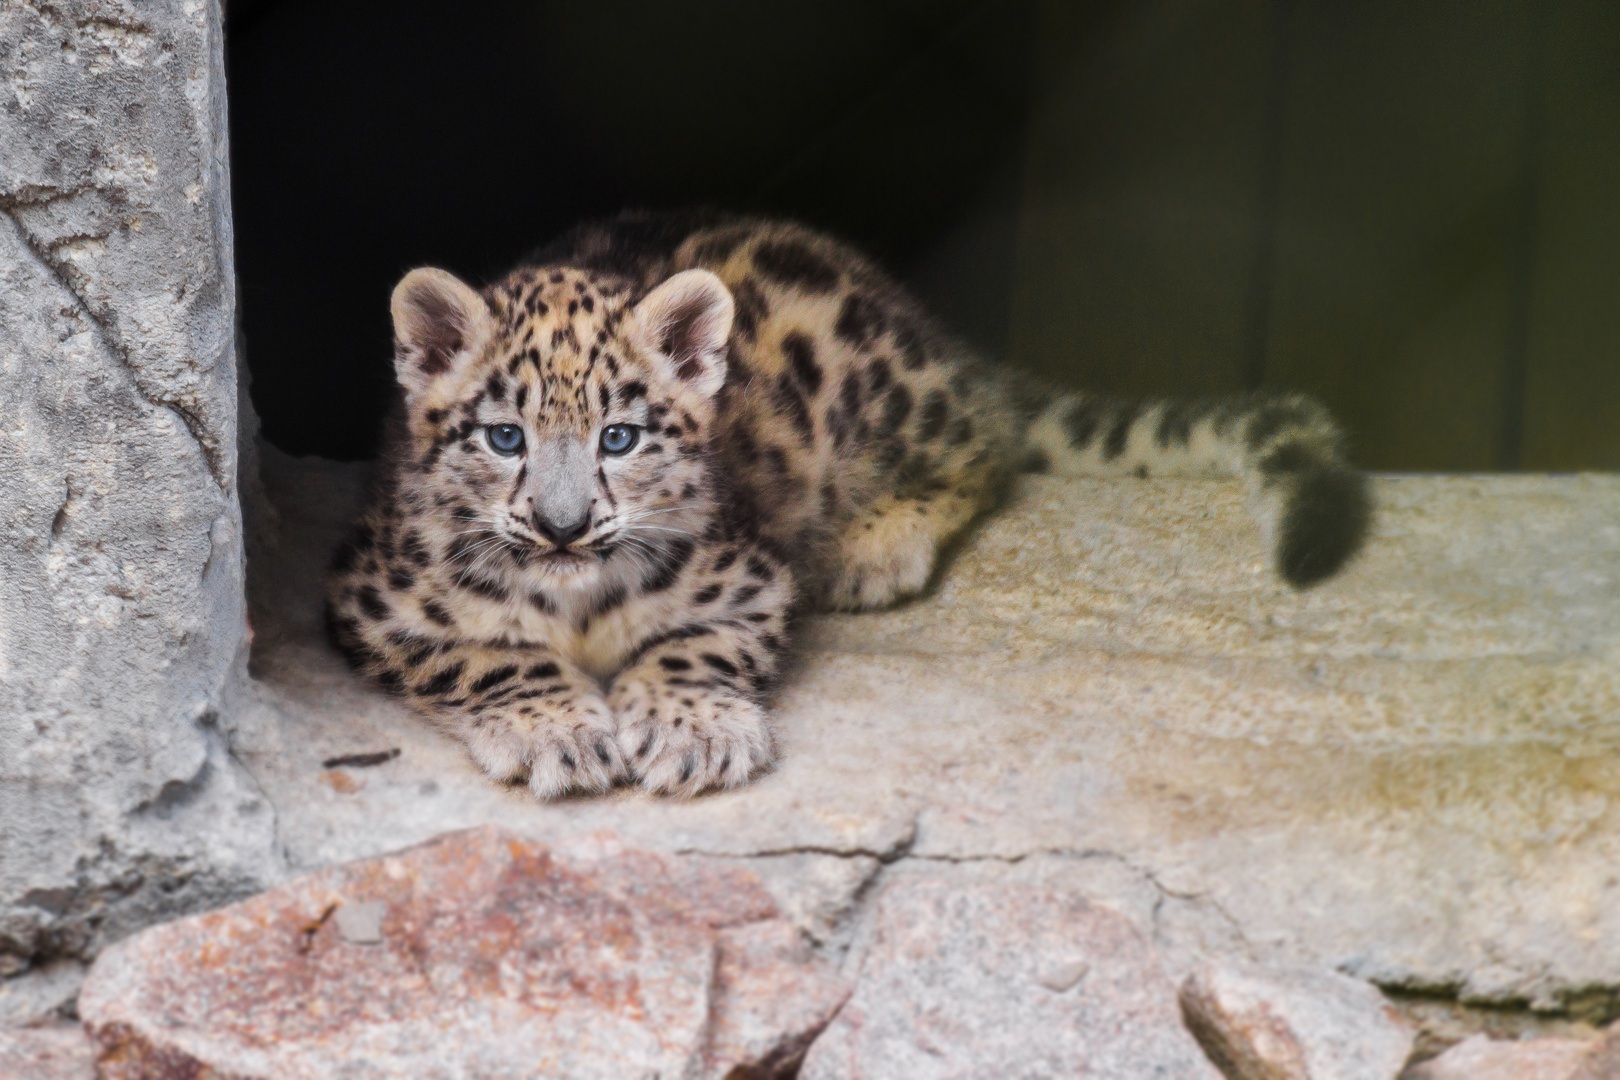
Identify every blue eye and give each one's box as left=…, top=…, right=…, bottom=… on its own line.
left=486, top=424, right=525, bottom=455
left=600, top=424, right=639, bottom=455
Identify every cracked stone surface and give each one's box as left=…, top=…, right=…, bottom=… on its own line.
left=0, top=0, right=280, bottom=977
left=799, top=877, right=1221, bottom=1078
left=237, top=445, right=1620, bottom=1022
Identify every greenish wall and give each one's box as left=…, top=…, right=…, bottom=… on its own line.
left=1011, top=0, right=1620, bottom=471
left=1522, top=1, right=1620, bottom=470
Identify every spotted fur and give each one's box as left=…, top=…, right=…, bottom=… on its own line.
left=328, top=211, right=1369, bottom=798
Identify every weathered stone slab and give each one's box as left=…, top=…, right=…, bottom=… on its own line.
left=1, top=0, right=279, bottom=976
left=239, top=447, right=1620, bottom=1015
left=1180, top=961, right=1414, bottom=1080
left=798, top=877, right=1221, bottom=1078
left=77, top=826, right=846, bottom=1079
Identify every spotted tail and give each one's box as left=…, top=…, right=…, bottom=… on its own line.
left=1020, top=389, right=1371, bottom=587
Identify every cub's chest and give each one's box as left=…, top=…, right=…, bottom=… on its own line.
left=560, top=599, right=670, bottom=682
left=442, top=576, right=694, bottom=681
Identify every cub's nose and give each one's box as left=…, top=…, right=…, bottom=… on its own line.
left=533, top=512, right=590, bottom=548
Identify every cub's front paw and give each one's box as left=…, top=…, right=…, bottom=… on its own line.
left=462, top=694, right=625, bottom=799
left=610, top=678, right=774, bottom=797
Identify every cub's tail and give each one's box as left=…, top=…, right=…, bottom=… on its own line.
left=1019, top=388, right=1371, bottom=587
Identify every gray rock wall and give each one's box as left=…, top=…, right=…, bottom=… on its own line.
left=0, top=0, right=279, bottom=974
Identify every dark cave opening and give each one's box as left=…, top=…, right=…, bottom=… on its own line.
left=226, top=0, right=1038, bottom=461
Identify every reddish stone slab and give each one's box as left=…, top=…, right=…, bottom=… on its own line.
left=0, top=1025, right=95, bottom=1080
left=78, top=827, right=845, bottom=1079
left=0, top=1029, right=94, bottom=1080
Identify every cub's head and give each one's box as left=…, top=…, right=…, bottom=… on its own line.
left=389, top=262, right=733, bottom=592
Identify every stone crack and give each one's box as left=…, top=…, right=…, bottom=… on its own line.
left=679, top=834, right=1263, bottom=973
left=0, top=193, right=229, bottom=494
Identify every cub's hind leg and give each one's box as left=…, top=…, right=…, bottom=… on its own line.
left=822, top=488, right=982, bottom=611
left=819, top=371, right=1020, bottom=612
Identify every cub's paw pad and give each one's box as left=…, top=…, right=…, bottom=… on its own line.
left=611, top=683, right=773, bottom=797
left=463, top=696, right=624, bottom=799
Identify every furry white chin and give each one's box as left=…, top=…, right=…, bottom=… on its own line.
left=531, top=550, right=596, bottom=575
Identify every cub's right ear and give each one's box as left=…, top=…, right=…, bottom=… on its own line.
left=390, top=268, right=494, bottom=398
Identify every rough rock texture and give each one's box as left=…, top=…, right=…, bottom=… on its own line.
left=1582, top=1028, right=1620, bottom=1078
left=237, top=450, right=1620, bottom=1023
left=798, top=877, right=1221, bottom=1078
left=1401, top=1030, right=1617, bottom=1080
left=706, top=919, right=851, bottom=1077
left=1180, top=962, right=1415, bottom=1080
left=1391, top=999, right=1608, bottom=1063
left=0, top=961, right=84, bottom=1028
left=0, top=1024, right=95, bottom=1080
left=715, top=853, right=883, bottom=952
left=0, top=0, right=279, bottom=976
left=77, top=826, right=847, bottom=1079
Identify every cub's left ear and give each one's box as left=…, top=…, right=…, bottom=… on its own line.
left=632, top=269, right=734, bottom=398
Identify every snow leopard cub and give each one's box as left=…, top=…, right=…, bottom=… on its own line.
left=327, top=211, right=1369, bottom=799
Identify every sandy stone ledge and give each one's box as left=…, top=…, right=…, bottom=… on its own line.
left=235, top=451, right=1620, bottom=1038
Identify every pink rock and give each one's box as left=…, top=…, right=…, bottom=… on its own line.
left=1179, top=961, right=1414, bottom=1079
left=799, top=876, right=1222, bottom=1079
left=0, top=1024, right=95, bottom=1080
left=1403, top=1030, right=1617, bottom=1080
left=1578, top=1027, right=1620, bottom=1080
left=78, top=827, right=847, bottom=1079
